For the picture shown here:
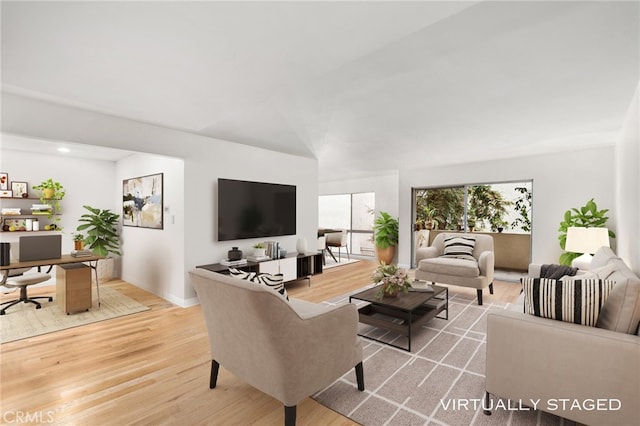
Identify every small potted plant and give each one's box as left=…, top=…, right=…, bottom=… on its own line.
left=373, top=262, right=412, bottom=299
left=253, top=242, right=266, bottom=257
left=422, top=206, right=438, bottom=230
left=72, top=233, right=85, bottom=251
left=32, top=178, right=65, bottom=227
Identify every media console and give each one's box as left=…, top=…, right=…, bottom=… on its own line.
left=196, top=251, right=323, bottom=285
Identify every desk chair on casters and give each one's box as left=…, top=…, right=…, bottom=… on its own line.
left=0, top=267, right=52, bottom=315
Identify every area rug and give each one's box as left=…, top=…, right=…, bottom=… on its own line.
left=0, top=286, right=150, bottom=344
left=323, top=258, right=360, bottom=270
left=313, top=289, right=574, bottom=426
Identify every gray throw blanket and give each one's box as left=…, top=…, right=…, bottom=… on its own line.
left=540, top=264, right=578, bottom=280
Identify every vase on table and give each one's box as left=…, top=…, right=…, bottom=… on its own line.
left=296, top=237, right=307, bottom=254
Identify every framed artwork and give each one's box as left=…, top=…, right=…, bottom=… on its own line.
left=0, top=173, right=7, bottom=190
left=0, top=190, right=13, bottom=198
left=11, top=181, right=28, bottom=198
left=122, top=172, right=163, bottom=229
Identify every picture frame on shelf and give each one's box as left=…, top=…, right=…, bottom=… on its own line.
left=0, top=190, right=13, bottom=198
left=0, top=173, right=7, bottom=190
left=11, top=182, right=28, bottom=198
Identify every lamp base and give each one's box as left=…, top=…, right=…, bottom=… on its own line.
left=571, top=253, right=593, bottom=271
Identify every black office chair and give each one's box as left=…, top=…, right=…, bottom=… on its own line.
left=1, top=267, right=52, bottom=315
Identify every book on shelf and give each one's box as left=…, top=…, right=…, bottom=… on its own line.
left=71, top=249, right=94, bottom=257
left=220, top=259, right=248, bottom=266
left=424, top=298, right=446, bottom=310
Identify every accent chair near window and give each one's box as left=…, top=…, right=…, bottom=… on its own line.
left=415, top=233, right=495, bottom=305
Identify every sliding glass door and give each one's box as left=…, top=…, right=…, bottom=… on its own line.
left=412, top=181, right=532, bottom=270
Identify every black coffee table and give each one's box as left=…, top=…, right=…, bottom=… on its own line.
left=349, top=284, right=448, bottom=351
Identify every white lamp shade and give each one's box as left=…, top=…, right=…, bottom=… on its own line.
left=565, top=227, right=610, bottom=254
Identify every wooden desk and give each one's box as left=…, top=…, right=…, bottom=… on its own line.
left=0, top=254, right=106, bottom=306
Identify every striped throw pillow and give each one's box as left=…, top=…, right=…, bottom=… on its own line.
left=522, top=277, right=615, bottom=327
left=228, top=267, right=288, bottom=300
left=442, top=236, right=476, bottom=261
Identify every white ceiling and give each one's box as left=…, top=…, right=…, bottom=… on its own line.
left=2, top=1, right=638, bottom=180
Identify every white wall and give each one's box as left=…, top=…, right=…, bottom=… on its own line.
left=319, top=172, right=399, bottom=219
left=2, top=94, right=319, bottom=306
left=183, top=144, right=318, bottom=304
left=399, top=146, right=616, bottom=267
left=116, top=154, right=185, bottom=303
left=0, top=148, right=116, bottom=284
left=616, top=84, right=640, bottom=273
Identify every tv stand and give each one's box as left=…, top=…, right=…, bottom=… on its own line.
left=196, top=251, right=323, bottom=285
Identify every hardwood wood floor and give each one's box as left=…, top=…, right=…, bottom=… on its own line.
left=0, top=260, right=522, bottom=425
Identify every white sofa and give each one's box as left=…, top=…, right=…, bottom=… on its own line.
left=485, top=247, right=640, bottom=425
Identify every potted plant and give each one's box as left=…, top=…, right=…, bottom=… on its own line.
left=253, top=242, right=266, bottom=257
left=77, top=205, right=121, bottom=282
left=72, top=233, right=85, bottom=251
left=373, top=262, right=412, bottom=299
left=558, top=198, right=616, bottom=266
left=373, top=211, right=399, bottom=264
left=76, top=205, right=121, bottom=257
left=32, top=178, right=65, bottom=227
left=422, top=206, right=438, bottom=230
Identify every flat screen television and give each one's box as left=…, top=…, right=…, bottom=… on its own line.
left=217, top=178, right=296, bottom=241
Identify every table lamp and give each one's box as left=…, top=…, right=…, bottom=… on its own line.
left=564, top=227, right=610, bottom=270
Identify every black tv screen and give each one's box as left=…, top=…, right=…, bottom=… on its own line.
left=217, top=178, right=296, bottom=241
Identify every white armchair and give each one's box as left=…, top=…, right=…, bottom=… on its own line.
left=189, top=268, right=365, bottom=426
left=325, top=230, right=349, bottom=262
left=415, top=232, right=495, bottom=305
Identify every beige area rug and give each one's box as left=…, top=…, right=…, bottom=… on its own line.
left=313, top=289, right=574, bottom=426
left=0, top=286, right=150, bottom=344
left=323, top=258, right=360, bottom=270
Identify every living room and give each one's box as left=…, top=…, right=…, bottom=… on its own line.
left=1, top=1, right=639, bottom=425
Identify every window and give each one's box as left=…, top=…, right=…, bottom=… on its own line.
left=413, top=181, right=532, bottom=233
left=319, top=192, right=375, bottom=257
left=412, top=181, right=532, bottom=270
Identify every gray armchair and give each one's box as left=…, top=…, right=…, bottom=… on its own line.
left=189, top=268, right=364, bottom=426
left=415, top=232, right=495, bottom=305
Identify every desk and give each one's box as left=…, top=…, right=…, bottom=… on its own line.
left=0, top=254, right=106, bottom=306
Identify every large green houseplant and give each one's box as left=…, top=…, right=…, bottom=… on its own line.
left=558, top=198, right=615, bottom=266
left=76, top=205, right=121, bottom=257
left=373, top=211, right=399, bottom=264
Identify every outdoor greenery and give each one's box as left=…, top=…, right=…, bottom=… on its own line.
left=76, top=205, right=121, bottom=257
left=415, top=187, right=464, bottom=231
left=416, top=184, right=523, bottom=232
left=511, top=186, right=532, bottom=232
left=468, top=185, right=512, bottom=231
left=558, top=198, right=615, bottom=266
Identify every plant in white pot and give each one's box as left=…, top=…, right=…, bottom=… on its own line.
left=253, top=242, right=266, bottom=257
left=76, top=205, right=121, bottom=282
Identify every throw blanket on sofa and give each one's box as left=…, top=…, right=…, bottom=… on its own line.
left=540, top=264, right=578, bottom=280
